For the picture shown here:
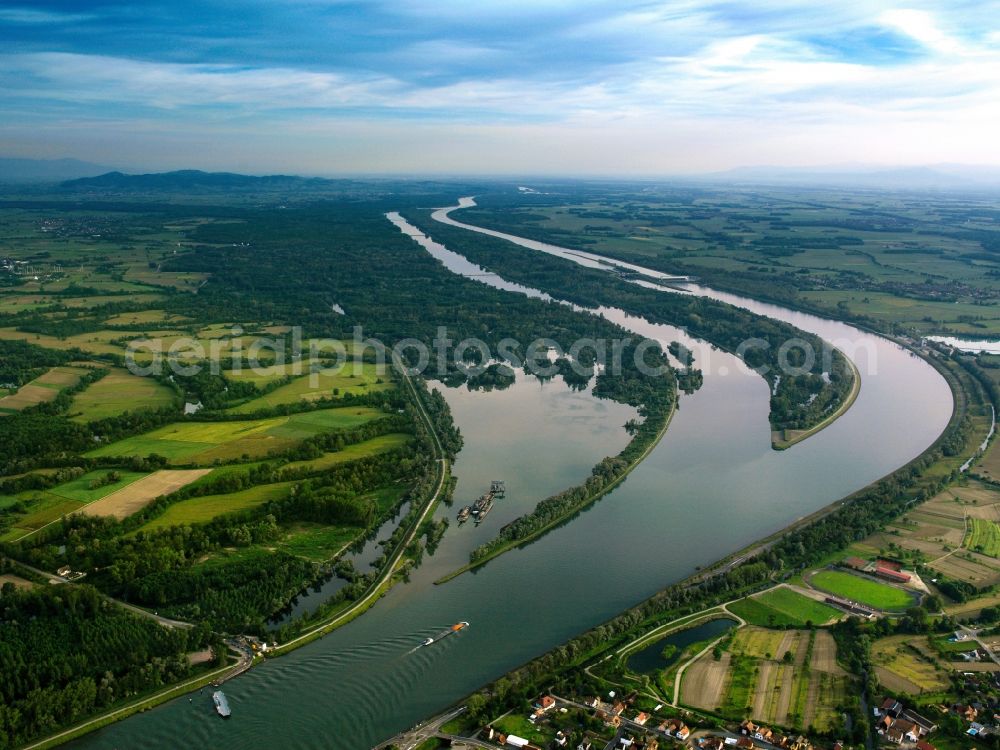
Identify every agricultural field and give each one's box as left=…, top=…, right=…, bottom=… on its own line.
left=965, top=518, right=1000, bottom=557
left=85, top=406, right=384, bottom=464
left=809, top=570, right=916, bottom=611
left=728, top=587, right=840, bottom=628
left=137, top=481, right=297, bottom=531
left=279, top=433, right=412, bottom=473
left=68, top=367, right=177, bottom=421
left=0, top=469, right=150, bottom=540
left=80, top=469, right=212, bottom=519
left=871, top=635, right=952, bottom=695
left=0, top=365, right=91, bottom=413
left=850, top=481, right=1000, bottom=589
left=226, top=362, right=391, bottom=413
left=682, top=627, right=851, bottom=732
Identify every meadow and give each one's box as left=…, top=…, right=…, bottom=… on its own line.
left=226, top=362, right=391, bottom=413
left=965, top=517, right=1000, bottom=557
left=871, top=635, right=951, bottom=695
left=138, top=481, right=297, bottom=531
left=0, top=365, right=91, bottom=413
left=84, top=407, right=384, bottom=464
left=68, top=367, right=177, bottom=421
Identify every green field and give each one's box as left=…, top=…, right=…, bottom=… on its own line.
left=139, top=481, right=296, bottom=530
left=85, top=407, right=384, bottom=464
left=227, top=362, right=391, bottom=413
left=0, top=470, right=149, bottom=541
left=729, top=587, right=840, bottom=627
left=810, top=570, right=915, bottom=611
left=281, top=433, right=412, bottom=472
left=965, top=518, right=1000, bottom=557
left=69, top=368, right=177, bottom=422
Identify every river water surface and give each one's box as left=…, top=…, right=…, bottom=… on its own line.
left=70, top=201, right=952, bottom=750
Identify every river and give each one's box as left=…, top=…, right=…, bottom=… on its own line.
left=69, top=201, right=952, bottom=750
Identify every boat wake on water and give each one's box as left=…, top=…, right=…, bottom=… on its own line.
left=406, top=622, right=470, bottom=654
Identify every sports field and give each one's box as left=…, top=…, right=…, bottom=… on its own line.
left=810, top=570, right=915, bottom=611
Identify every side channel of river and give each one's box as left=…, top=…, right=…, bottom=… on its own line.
left=69, top=205, right=951, bottom=750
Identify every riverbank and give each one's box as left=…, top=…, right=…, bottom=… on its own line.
left=771, top=352, right=862, bottom=449
left=394, top=339, right=977, bottom=745
left=430, top=200, right=863, bottom=453
left=16, top=361, right=451, bottom=750
left=433, top=390, right=677, bottom=584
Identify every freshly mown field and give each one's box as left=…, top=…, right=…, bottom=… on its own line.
left=226, top=362, right=391, bottom=413
left=810, top=570, right=916, bottom=611
left=80, top=469, right=213, bottom=519
left=85, top=407, right=384, bottom=464
left=965, top=518, right=1000, bottom=557
left=138, top=481, right=297, bottom=531
left=0, top=365, right=91, bottom=413
left=69, top=367, right=177, bottom=421
left=729, top=587, right=840, bottom=628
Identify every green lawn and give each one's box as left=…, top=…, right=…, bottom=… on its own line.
left=138, top=481, right=295, bottom=530
left=729, top=587, right=840, bottom=627
left=810, top=570, right=915, bottom=611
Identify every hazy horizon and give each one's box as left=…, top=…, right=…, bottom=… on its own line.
left=2, top=1, right=1000, bottom=175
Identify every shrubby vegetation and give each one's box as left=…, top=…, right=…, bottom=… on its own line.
left=0, top=573, right=215, bottom=749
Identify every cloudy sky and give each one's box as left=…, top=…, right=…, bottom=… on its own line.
left=1, top=0, right=999, bottom=175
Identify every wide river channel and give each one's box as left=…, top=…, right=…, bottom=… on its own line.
left=72, top=199, right=953, bottom=749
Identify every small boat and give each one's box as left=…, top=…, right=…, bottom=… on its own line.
left=422, top=637, right=434, bottom=646
left=212, top=690, right=231, bottom=718
left=457, top=506, right=471, bottom=522
left=451, top=621, right=469, bottom=632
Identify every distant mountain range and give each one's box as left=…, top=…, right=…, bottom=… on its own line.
left=60, top=169, right=340, bottom=192
left=0, top=157, right=112, bottom=183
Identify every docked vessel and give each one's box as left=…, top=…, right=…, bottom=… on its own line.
left=471, top=493, right=494, bottom=521
left=212, top=690, right=231, bottom=718
left=457, top=506, right=471, bottom=522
